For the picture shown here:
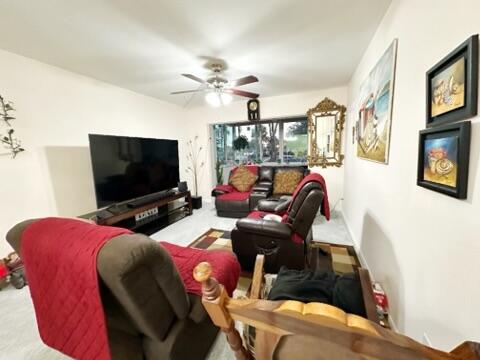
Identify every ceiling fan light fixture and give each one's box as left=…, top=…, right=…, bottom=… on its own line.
left=205, top=91, right=232, bottom=107
left=205, top=92, right=221, bottom=107
left=220, top=92, right=232, bottom=105
left=175, top=63, right=259, bottom=105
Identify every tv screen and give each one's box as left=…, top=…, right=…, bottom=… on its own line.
left=88, top=134, right=179, bottom=208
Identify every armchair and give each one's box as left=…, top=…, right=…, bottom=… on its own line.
left=6, top=219, right=239, bottom=360
left=231, top=174, right=325, bottom=273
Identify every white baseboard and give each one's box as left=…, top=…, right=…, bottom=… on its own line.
left=339, top=211, right=398, bottom=332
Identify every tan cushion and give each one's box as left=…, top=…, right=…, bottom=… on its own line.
left=273, top=171, right=303, bottom=194
left=229, top=166, right=258, bottom=192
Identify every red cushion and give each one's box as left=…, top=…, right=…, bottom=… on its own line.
left=217, top=191, right=250, bottom=202
left=160, top=242, right=241, bottom=297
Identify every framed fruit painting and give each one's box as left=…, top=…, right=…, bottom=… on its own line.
left=417, top=121, right=471, bottom=198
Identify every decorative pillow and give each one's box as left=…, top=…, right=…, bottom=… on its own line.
left=273, top=171, right=303, bottom=194
left=229, top=165, right=258, bottom=192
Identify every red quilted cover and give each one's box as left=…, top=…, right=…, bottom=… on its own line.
left=160, top=242, right=240, bottom=296
left=21, top=218, right=132, bottom=360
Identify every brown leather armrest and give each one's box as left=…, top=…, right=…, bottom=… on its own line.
left=257, top=198, right=291, bottom=213
left=211, top=189, right=226, bottom=197
left=252, top=184, right=272, bottom=193
left=235, top=218, right=291, bottom=239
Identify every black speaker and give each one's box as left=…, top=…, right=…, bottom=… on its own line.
left=191, top=196, right=202, bottom=209
left=178, top=181, right=188, bottom=192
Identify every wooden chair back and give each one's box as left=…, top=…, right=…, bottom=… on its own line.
left=193, top=256, right=479, bottom=360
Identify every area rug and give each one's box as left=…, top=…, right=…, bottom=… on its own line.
left=188, top=228, right=251, bottom=297
left=309, top=242, right=360, bottom=274
left=188, top=228, right=362, bottom=297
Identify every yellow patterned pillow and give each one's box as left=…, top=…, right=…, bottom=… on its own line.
left=273, top=171, right=303, bottom=194
left=229, top=166, right=258, bottom=192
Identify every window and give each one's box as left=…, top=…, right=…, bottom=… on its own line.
left=260, top=122, right=280, bottom=163
left=283, top=120, right=308, bottom=164
left=213, top=117, right=307, bottom=168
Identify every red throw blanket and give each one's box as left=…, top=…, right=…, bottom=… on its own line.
left=212, top=184, right=235, bottom=194
left=289, top=173, right=330, bottom=220
left=161, top=242, right=240, bottom=297
left=21, top=218, right=132, bottom=360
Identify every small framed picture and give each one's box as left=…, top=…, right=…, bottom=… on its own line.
left=417, top=121, right=471, bottom=198
left=426, top=35, right=478, bottom=127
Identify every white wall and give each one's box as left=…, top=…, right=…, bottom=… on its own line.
left=184, top=86, right=348, bottom=209
left=0, top=49, right=185, bottom=255
left=343, top=0, right=480, bottom=350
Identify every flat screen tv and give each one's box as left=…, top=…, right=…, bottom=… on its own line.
left=88, top=134, right=179, bottom=208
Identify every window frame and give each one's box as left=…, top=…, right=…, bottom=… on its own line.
left=212, top=116, right=308, bottom=166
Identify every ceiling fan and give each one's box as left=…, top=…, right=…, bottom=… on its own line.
left=170, top=63, right=259, bottom=107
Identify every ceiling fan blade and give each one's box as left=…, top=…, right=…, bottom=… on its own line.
left=227, top=88, right=259, bottom=99
left=229, top=75, right=258, bottom=87
left=181, top=73, right=206, bottom=84
left=170, top=89, right=204, bottom=95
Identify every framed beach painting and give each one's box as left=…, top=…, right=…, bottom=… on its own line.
left=417, top=121, right=471, bottom=199
left=356, top=39, right=398, bottom=164
left=426, top=35, right=478, bottom=127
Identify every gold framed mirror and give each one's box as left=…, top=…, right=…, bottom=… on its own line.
left=307, top=97, right=346, bottom=168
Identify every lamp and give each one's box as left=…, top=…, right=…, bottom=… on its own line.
left=205, top=91, right=232, bottom=107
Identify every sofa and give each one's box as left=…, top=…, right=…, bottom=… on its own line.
left=212, top=165, right=309, bottom=218
left=6, top=220, right=231, bottom=360
left=231, top=173, right=325, bottom=273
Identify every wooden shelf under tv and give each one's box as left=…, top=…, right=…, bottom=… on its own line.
left=79, top=190, right=193, bottom=235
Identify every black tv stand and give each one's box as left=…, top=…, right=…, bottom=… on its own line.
left=126, top=190, right=175, bottom=208
left=80, top=190, right=193, bottom=235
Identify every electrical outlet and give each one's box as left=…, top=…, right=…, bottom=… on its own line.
left=422, top=332, right=432, bottom=346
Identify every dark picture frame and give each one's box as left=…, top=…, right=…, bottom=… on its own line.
left=417, top=121, right=471, bottom=199
left=426, top=34, right=478, bottom=127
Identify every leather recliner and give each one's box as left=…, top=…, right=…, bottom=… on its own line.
left=231, top=180, right=324, bottom=273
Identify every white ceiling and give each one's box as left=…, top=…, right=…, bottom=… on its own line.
left=0, top=0, right=391, bottom=106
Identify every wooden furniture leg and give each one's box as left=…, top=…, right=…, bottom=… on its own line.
left=193, top=262, right=252, bottom=360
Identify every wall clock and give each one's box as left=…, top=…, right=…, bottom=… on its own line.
left=247, top=99, right=260, bottom=121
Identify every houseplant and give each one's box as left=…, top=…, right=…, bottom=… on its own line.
left=185, top=135, right=208, bottom=209
left=233, top=134, right=249, bottom=163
